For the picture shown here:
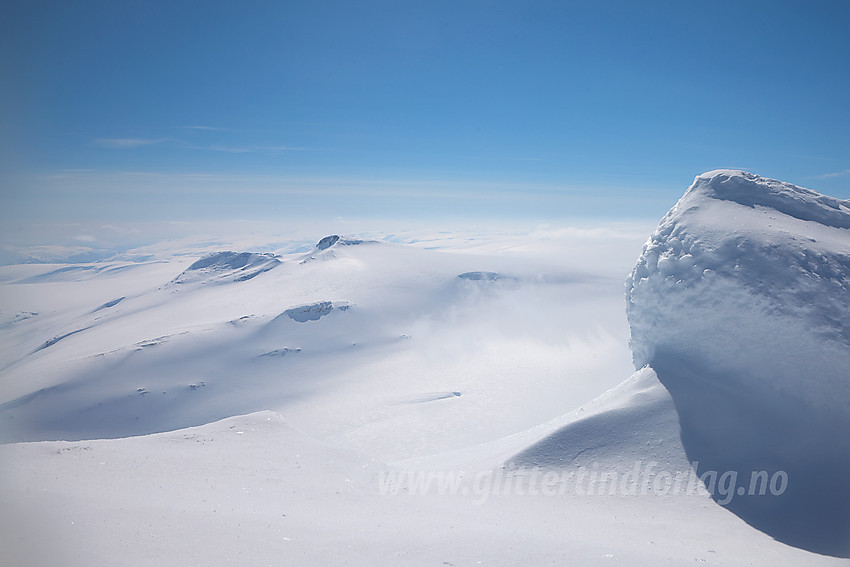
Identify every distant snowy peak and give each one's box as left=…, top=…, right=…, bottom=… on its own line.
left=301, top=235, right=377, bottom=263
left=172, top=251, right=280, bottom=284
left=626, top=170, right=850, bottom=412
left=316, top=234, right=372, bottom=250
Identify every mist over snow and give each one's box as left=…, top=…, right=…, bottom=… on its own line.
left=0, top=225, right=640, bottom=457
left=2, top=175, right=850, bottom=565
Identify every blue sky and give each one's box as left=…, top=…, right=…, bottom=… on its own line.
left=2, top=0, right=849, bottom=223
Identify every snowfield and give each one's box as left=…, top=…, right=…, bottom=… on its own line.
left=1, top=171, right=849, bottom=565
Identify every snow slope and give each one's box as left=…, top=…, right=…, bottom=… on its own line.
left=2, top=409, right=841, bottom=567
left=0, top=233, right=632, bottom=460
left=2, top=185, right=849, bottom=565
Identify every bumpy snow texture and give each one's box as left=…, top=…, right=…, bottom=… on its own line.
left=626, top=170, right=850, bottom=556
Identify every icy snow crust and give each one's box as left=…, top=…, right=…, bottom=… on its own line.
left=626, top=170, right=850, bottom=556
left=627, top=170, right=850, bottom=411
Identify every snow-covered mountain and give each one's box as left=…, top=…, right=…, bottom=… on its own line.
left=0, top=233, right=631, bottom=455
left=2, top=173, right=849, bottom=565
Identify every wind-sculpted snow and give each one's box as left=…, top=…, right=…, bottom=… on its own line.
left=625, top=170, right=850, bottom=556
left=694, top=169, right=850, bottom=229
left=172, top=251, right=280, bottom=284
left=510, top=367, right=687, bottom=470
left=626, top=170, right=850, bottom=412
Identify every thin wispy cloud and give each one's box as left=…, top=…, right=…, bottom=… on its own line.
left=204, top=145, right=308, bottom=153
left=94, top=136, right=306, bottom=154
left=94, top=138, right=171, bottom=149
left=259, top=145, right=308, bottom=152
left=36, top=169, right=634, bottom=200
left=815, top=169, right=850, bottom=180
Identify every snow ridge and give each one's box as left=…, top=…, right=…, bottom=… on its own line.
left=692, top=169, right=850, bottom=229
left=172, top=251, right=280, bottom=284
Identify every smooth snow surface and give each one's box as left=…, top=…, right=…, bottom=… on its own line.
left=510, top=366, right=688, bottom=471
left=3, top=411, right=839, bottom=567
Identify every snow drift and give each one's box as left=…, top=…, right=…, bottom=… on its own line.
left=626, top=170, right=850, bottom=411
left=505, top=170, right=850, bottom=557
left=510, top=366, right=687, bottom=471
left=625, top=170, right=850, bottom=556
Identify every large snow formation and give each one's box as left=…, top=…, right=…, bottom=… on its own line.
left=627, top=170, right=850, bottom=411
left=626, top=170, right=850, bottom=556
left=507, top=171, right=850, bottom=557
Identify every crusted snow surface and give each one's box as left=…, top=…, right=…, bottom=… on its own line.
left=626, top=170, right=850, bottom=556
left=626, top=169, right=850, bottom=412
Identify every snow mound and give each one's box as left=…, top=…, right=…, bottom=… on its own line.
left=510, top=367, right=687, bottom=471
left=172, top=251, right=280, bottom=284
left=626, top=170, right=850, bottom=412
left=278, top=301, right=350, bottom=323
left=626, top=170, right=850, bottom=556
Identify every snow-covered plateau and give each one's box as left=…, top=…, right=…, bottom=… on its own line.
left=1, top=171, right=848, bottom=565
